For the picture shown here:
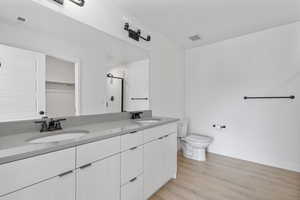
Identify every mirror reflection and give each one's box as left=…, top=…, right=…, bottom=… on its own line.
left=0, top=2, right=149, bottom=122
left=45, top=56, right=79, bottom=118
left=105, top=59, right=149, bottom=113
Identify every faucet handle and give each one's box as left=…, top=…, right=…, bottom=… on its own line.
left=34, top=117, right=48, bottom=132
left=53, top=118, right=66, bottom=130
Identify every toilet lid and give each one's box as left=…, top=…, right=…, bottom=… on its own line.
left=185, top=134, right=212, bottom=144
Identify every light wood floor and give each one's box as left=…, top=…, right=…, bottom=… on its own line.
left=150, top=153, right=300, bottom=200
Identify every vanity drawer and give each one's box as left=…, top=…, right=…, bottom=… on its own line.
left=121, top=174, right=143, bottom=200
left=76, top=136, right=120, bottom=167
left=0, top=148, right=75, bottom=197
left=121, top=145, right=143, bottom=185
left=121, top=131, right=143, bottom=152
left=143, top=123, right=177, bottom=143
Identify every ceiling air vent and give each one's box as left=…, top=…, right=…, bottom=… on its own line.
left=189, top=34, right=201, bottom=41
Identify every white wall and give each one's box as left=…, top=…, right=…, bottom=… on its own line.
left=32, top=0, right=186, bottom=118
left=186, top=22, right=300, bottom=172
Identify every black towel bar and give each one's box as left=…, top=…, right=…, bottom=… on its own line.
left=131, top=98, right=149, bottom=100
left=244, top=95, right=295, bottom=100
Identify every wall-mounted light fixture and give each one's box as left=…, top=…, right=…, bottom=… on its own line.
left=53, top=0, right=64, bottom=5
left=69, top=0, right=85, bottom=7
left=124, top=23, right=151, bottom=42
left=52, top=0, right=85, bottom=7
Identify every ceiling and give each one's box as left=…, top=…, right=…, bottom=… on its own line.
left=0, top=0, right=148, bottom=67
left=108, top=0, right=300, bottom=49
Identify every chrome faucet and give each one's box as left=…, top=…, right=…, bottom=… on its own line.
left=35, top=117, right=66, bottom=132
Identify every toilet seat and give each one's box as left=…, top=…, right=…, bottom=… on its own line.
left=184, top=134, right=212, bottom=144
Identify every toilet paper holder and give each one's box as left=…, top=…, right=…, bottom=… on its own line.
left=213, top=124, right=226, bottom=129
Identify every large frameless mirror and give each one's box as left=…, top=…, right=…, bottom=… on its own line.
left=0, top=0, right=150, bottom=122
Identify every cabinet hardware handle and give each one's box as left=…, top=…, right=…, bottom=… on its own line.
left=129, top=131, right=137, bottom=134
left=130, top=146, right=138, bottom=150
left=80, top=163, right=92, bottom=169
left=158, top=136, right=164, bottom=140
left=130, top=177, right=137, bottom=182
left=58, top=170, right=73, bottom=177
left=125, top=130, right=138, bottom=135
left=164, top=135, right=169, bottom=138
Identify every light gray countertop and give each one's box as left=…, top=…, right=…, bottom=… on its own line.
left=0, top=117, right=178, bottom=165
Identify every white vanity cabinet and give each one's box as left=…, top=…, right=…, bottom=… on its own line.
left=76, top=136, right=121, bottom=200
left=0, top=171, right=75, bottom=200
left=0, top=122, right=178, bottom=200
left=163, top=133, right=177, bottom=181
left=120, top=130, right=144, bottom=200
left=143, top=123, right=177, bottom=200
left=121, top=174, right=143, bottom=200
left=143, top=137, right=165, bottom=199
left=0, top=148, right=76, bottom=199
left=76, top=154, right=120, bottom=200
left=121, top=145, right=143, bottom=185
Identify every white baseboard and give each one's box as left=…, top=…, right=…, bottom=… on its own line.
left=208, top=149, right=300, bottom=173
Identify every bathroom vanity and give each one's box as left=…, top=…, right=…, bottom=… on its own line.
left=0, top=117, right=178, bottom=200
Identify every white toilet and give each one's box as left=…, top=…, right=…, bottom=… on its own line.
left=178, top=120, right=213, bottom=161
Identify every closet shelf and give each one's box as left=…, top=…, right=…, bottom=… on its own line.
left=46, top=80, right=75, bottom=86
left=46, top=89, right=75, bottom=94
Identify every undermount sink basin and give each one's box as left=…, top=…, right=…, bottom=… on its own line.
left=28, top=130, right=89, bottom=144
left=135, top=119, right=161, bottom=124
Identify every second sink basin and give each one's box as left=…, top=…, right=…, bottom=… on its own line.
left=28, top=130, right=89, bottom=144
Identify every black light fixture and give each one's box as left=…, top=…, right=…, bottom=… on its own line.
left=53, top=0, right=64, bottom=5
left=124, top=23, right=151, bottom=42
left=69, top=0, right=85, bottom=7
left=52, top=0, right=84, bottom=7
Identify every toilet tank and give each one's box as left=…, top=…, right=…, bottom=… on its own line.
left=177, top=119, right=188, bottom=137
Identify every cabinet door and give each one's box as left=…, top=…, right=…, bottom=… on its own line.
left=0, top=171, right=75, bottom=200
left=121, top=145, right=143, bottom=185
left=121, top=175, right=143, bottom=200
left=163, top=133, right=177, bottom=181
left=0, top=148, right=75, bottom=197
left=143, top=138, right=164, bottom=199
left=0, top=44, right=45, bottom=122
left=77, top=154, right=120, bottom=200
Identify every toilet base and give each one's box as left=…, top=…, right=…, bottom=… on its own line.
left=182, top=143, right=207, bottom=161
